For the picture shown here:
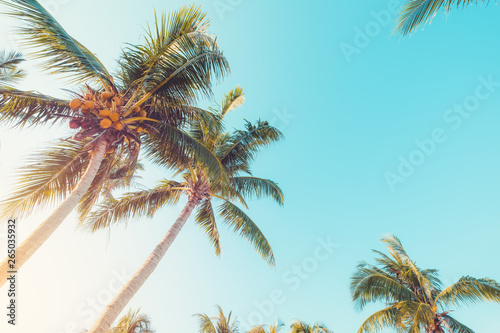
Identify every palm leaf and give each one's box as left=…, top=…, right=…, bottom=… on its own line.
left=194, top=199, right=222, bottom=255
left=435, top=276, right=500, bottom=307
left=441, top=314, right=475, bottom=333
left=0, top=139, right=89, bottom=218
left=357, top=305, right=401, bottom=333
left=218, top=201, right=275, bottom=266
left=0, top=88, right=71, bottom=127
left=396, top=0, right=485, bottom=36
left=0, top=50, right=25, bottom=87
left=230, top=176, right=284, bottom=206
left=220, top=86, right=245, bottom=118
left=0, top=0, right=111, bottom=85
left=83, top=180, right=183, bottom=231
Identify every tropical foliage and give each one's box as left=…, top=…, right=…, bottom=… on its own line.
left=351, top=235, right=500, bottom=333
left=396, top=0, right=486, bottom=35
left=0, top=50, right=25, bottom=88
left=84, top=87, right=283, bottom=333
left=0, top=0, right=229, bottom=285
left=197, top=306, right=239, bottom=333
left=289, top=321, right=332, bottom=333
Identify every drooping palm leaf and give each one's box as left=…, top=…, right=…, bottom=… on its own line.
left=218, top=200, right=275, bottom=266
left=0, top=0, right=111, bottom=85
left=194, top=199, right=221, bottom=255
left=435, top=276, right=500, bottom=307
left=396, top=0, right=485, bottom=36
left=229, top=177, right=284, bottom=205
left=441, top=314, right=475, bottom=333
left=356, top=306, right=401, bottom=333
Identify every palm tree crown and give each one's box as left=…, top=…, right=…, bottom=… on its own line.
left=351, top=235, right=500, bottom=333
left=86, top=87, right=284, bottom=265
left=289, top=320, right=332, bottom=333
left=196, top=306, right=239, bottom=333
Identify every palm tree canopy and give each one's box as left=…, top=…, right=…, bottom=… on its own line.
left=85, top=87, right=284, bottom=266
left=0, top=1, right=230, bottom=218
left=351, top=235, right=500, bottom=333
left=289, top=320, right=332, bottom=333
left=0, top=50, right=25, bottom=88
left=109, top=309, right=154, bottom=333
left=396, top=0, right=486, bottom=36
left=247, top=321, right=284, bottom=333
left=196, top=305, right=239, bottom=333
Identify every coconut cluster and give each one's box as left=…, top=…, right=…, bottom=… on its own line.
left=68, top=90, right=147, bottom=139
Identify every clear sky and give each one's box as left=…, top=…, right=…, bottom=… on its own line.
left=1, top=0, right=500, bottom=332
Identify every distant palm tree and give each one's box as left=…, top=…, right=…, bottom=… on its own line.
left=0, top=50, right=25, bottom=88
left=109, top=309, right=154, bottom=333
left=196, top=306, right=239, bottom=333
left=289, top=320, right=332, bottom=333
left=396, top=0, right=486, bottom=36
left=84, top=88, right=283, bottom=332
left=351, top=235, right=500, bottom=333
left=247, top=321, right=284, bottom=333
left=0, top=0, right=228, bottom=286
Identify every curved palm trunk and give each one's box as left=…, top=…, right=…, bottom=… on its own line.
left=0, top=136, right=109, bottom=287
left=87, top=198, right=198, bottom=333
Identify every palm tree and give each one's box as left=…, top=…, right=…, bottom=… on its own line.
left=109, top=309, right=155, bottom=333
left=396, top=0, right=486, bottom=36
left=84, top=88, right=284, bottom=332
left=247, top=321, right=284, bottom=333
left=0, top=0, right=229, bottom=286
left=0, top=50, right=25, bottom=88
left=351, top=235, right=500, bottom=333
left=289, top=321, right=332, bottom=333
left=196, top=305, right=239, bottom=333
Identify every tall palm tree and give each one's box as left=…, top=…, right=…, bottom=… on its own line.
left=196, top=305, right=239, bottom=333
left=396, top=0, right=486, bottom=36
left=0, top=50, right=25, bottom=88
left=0, top=0, right=229, bottom=286
left=351, top=235, right=500, bottom=333
left=289, top=321, right=332, bottom=333
left=84, top=88, right=284, bottom=332
left=247, top=321, right=284, bottom=333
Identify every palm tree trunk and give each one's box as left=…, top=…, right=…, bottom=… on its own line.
left=0, top=136, right=109, bottom=287
left=87, top=198, right=199, bottom=333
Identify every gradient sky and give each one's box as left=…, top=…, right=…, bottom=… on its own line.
left=1, top=0, right=500, bottom=332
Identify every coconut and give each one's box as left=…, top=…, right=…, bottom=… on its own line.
left=111, top=96, right=122, bottom=106
left=69, top=99, right=83, bottom=110
left=112, top=121, right=124, bottom=130
left=101, top=91, right=114, bottom=100
left=136, top=127, right=143, bottom=133
left=69, top=119, right=81, bottom=129
left=100, top=118, right=112, bottom=129
left=139, top=110, right=147, bottom=118
left=105, top=100, right=113, bottom=108
left=99, top=109, right=112, bottom=118
left=133, top=106, right=141, bottom=113
left=109, top=112, right=120, bottom=122
left=84, top=101, right=95, bottom=110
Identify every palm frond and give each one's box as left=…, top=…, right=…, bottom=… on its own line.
left=110, top=308, right=154, bottom=333
left=142, top=121, right=227, bottom=183
left=435, top=276, right=500, bottom=308
left=356, top=305, right=401, bottom=333
left=0, top=88, right=71, bottom=127
left=220, top=86, right=245, bottom=118
left=83, top=180, right=183, bottom=232
left=0, top=139, right=89, bottom=218
left=0, top=0, right=111, bottom=85
left=230, top=176, right=284, bottom=206
left=0, top=50, right=25, bottom=88
left=396, top=0, right=485, bottom=36
left=194, top=199, right=222, bottom=255
left=441, top=314, right=475, bottom=333
left=351, top=262, right=417, bottom=310
left=218, top=201, right=275, bottom=266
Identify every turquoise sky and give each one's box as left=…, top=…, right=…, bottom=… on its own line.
left=1, top=0, right=500, bottom=332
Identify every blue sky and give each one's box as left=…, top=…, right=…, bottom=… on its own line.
left=1, top=0, right=500, bottom=332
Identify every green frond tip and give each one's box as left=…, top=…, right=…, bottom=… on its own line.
left=221, top=86, right=245, bottom=117
left=396, top=0, right=486, bottom=36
